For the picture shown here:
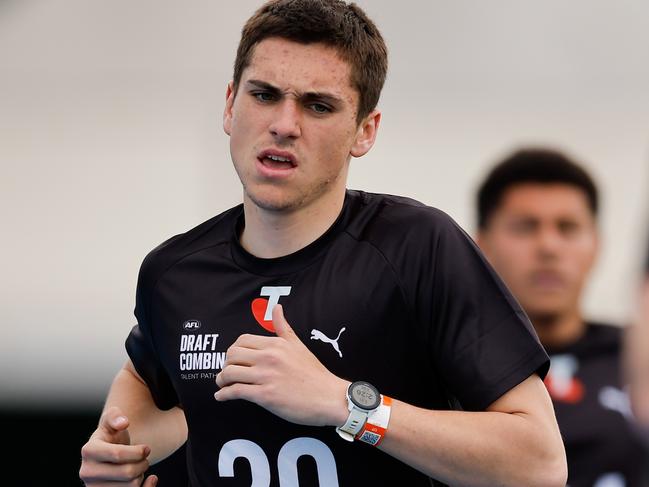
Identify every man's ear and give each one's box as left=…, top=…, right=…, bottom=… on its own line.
left=223, top=81, right=235, bottom=136
left=350, top=109, right=381, bottom=158
left=588, top=225, right=601, bottom=268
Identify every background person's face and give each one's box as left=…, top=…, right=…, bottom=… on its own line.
left=478, top=183, right=598, bottom=323
left=223, top=37, right=363, bottom=213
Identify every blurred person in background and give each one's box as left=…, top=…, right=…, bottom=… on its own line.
left=625, top=228, right=649, bottom=427
left=476, top=148, right=649, bottom=487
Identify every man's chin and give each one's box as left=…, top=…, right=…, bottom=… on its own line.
left=520, top=293, right=569, bottom=318
left=524, top=304, right=568, bottom=327
left=528, top=311, right=561, bottom=324
left=245, top=190, right=304, bottom=213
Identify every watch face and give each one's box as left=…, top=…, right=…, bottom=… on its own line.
left=349, top=381, right=381, bottom=410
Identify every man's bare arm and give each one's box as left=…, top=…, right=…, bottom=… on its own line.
left=79, top=360, right=187, bottom=485
left=378, top=374, right=567, bottom=487
left=626, top=278, right=649, bottom=425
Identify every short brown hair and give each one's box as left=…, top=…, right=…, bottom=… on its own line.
left=233, top=0, right=388, bottom=124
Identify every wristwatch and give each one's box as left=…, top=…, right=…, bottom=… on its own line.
left=336, top=381, right=381, bottom=441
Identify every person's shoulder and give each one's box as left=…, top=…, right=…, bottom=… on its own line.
left=346, top=190, right=460, bottom=240
left=582, top=321, right=624, bottom=353
left=587, top=321, right=623, bottom=339
left=138, top=204, right=242, bottom=283
left=343, top=190, right=475, bottom=273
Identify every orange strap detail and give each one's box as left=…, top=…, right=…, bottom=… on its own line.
left=355, top=395, right=392, bottom=446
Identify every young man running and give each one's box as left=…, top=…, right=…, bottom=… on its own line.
left=80, top=2, right=566, bottom=486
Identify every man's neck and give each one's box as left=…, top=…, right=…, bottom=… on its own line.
left=530, top=309, right=587, bottom=350
left=239, top=190, right=346, bottom=259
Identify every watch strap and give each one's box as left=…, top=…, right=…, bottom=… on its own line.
left=355, top=395, right=392, bottom=446
left=336, top=407, right=367, bottom=441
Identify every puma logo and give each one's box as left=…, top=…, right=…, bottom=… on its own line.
left=310, top=327, right=346, bottom=358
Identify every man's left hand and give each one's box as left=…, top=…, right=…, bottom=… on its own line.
left=214, top=304, right=349, bottom=427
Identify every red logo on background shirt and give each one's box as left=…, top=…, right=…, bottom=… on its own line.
left=251, top=286, right=291, bottom=333
left=544, top=354, right=585, bottom=404
left=544, top=375, right=585, bottom=403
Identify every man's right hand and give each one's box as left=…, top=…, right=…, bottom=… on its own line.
left=80, top=406, right=158, bottom=486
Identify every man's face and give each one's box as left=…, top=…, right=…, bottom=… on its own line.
left=223, top=37, right=377, bottom=213
left=477, top=183, right=599, bottom=322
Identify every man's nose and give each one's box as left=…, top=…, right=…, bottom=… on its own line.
left=537, top=227, right=563, bottom=257
left=269, top=100, right=302, bottom=140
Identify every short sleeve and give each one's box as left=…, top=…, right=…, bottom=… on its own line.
left=125, top=257, right=179, bottom=410
left=410, top=211, right=549, bottom=411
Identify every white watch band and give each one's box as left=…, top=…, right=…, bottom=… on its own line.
left=336, top=407, right=368, bottom=442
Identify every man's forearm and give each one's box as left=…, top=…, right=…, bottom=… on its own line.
left=104, top=362, right=187, bottom=464
left=378, top=376, right=567, bottom=486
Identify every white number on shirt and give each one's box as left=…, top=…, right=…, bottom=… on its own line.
left=218, top=437, right=340, bottom=486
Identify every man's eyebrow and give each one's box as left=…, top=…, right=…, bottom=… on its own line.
left=246, top=79, right=282, bottom=94
left=302, top=91, right=344, bottom=106
left=246, top=79, right=344, bottom=105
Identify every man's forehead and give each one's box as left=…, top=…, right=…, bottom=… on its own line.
left=503, top=183, right=589, bottom=204
left=499, top=184, right=594, bottom=218
left=249, top=37, right=348, bottom=67
left=242, top=38, right=357, bottom=101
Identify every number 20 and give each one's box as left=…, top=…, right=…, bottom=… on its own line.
left=218, top=437, right=340, bottom=486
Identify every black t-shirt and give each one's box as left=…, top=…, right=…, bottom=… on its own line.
left=126, top=190, right=549, bottom=486
left=545, top=323, right=649, bottom=487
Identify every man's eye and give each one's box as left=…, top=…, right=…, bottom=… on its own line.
left=510, top=221, right=536, bottom=234
left=558, top=221, right=580, bottom=236
left=254, top=92, right=276, bottom=102
left=309, top=103, right=331, bottom=114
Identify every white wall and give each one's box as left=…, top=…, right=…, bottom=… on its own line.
left=1, top=0, right=648, bottom=407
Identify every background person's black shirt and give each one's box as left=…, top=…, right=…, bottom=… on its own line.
left=127, top=190, right=549, bottom=486
left=545, top=323, right=649, bottom=487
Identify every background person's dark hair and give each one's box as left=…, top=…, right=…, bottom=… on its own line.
left=233, top=0, right=388, bottom=124
left=477, top=148, right=599, bottom=230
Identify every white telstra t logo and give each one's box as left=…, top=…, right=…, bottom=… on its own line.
left=260, top=286, right=292, bottom=320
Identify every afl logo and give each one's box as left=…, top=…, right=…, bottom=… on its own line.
left=182, top=320, right=201, bottom=331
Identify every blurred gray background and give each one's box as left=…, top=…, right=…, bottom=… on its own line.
left=1, top=0, right=648, bottom=412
